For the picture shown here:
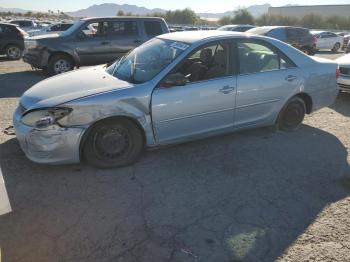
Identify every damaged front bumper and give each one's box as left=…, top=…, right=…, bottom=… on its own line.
left=13, top=107, right=85, bottom=164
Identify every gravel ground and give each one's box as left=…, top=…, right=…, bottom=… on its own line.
left=0, top=52, right=349, bottom=262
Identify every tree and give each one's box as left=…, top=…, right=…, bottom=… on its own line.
left=219, top=16, right=232, bottom=26
left=117, top=10, right=125, bottom=16
left=231, top=8, right=254, bottom=25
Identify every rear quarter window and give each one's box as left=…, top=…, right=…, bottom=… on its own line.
left=144, top=21, right=163, bottom=37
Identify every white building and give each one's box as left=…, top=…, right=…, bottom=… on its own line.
left=268, top=5, right=350, bottom=19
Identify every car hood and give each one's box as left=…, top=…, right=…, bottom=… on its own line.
left=20, top=66, right=133, bottom=110
left=336, top=54, right=350, bottom=67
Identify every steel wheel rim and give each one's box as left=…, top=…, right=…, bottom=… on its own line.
left=93, top=125, right=132, bottom=161
left=7, top=46, right=21, bottom=59
left=284, top=103, right=303, bottom=128
left=54, top=59, right=71, bottom=74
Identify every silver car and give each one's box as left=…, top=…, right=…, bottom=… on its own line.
left=13, top=31, right=339, bottom=168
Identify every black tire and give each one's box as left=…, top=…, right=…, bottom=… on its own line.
left=278, top=97, right=306, bottom=132
left=5, top=44, right=22, bottom=60
left=47, top=54, right=74, bottom=76
left=83, top=118, right=144, bottom=168
left=332, top=43, right=340, bottom=53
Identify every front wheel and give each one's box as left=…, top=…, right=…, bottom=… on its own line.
left=83, top=118, right=144, bottom=168
left=47, top=54, right=74, bottom=76
left=278, top=97, right=306, bottom=131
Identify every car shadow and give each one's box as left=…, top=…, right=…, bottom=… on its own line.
left=0, top=70, right=46, bottom=98
left=330, top=92, right=350, bottom=117
left=0, top=125, right=349, bottom=261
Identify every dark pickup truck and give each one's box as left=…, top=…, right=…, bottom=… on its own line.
left=23, top=17, right=169, bottom=75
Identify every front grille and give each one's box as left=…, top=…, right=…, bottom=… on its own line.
left=338, top=83, right=350, bottom=90
left=339, top=67, right=350, bottom=76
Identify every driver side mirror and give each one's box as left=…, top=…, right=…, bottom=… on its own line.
left=162, top=73, right=187, bottom=87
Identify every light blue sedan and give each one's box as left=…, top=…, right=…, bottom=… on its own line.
left=14, top=31, right=339, bottom=168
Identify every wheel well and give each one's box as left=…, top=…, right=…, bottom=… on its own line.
left=79, top=116, right=146, bottom=160
left=295, top=93, right=312, bottom=114
left=48, top=52, right=75, bottom=66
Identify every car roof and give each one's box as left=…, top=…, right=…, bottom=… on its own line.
left=81, top=16, right=164, bottom=21
left=158, top=31, right=252, bottom=44
left=0, top=22, right=18, bottom=27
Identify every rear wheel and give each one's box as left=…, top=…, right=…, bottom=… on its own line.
left=5, top=45, right=22, bottom=60
left=278, top=97, right=306, bottom=131
left=300, top=46, right=314, bottom=56
left=83, top=118, right=144, bottom=168
left=47, top=54, right=74, bottom=76
left=332, top=43, right=340, bottom=53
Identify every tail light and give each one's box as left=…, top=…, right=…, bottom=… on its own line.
left=336, top=68, right=340, bottom=79
left=313, top=36, right=317, bottom=44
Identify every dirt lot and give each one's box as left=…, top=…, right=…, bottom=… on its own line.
left=0, top=52, right=350, bottom=262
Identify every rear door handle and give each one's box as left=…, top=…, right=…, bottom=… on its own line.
left=219, top=86, right=235, bottom=94
left=285, top=75, right=297, bottom=82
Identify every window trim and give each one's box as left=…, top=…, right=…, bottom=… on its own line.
left=234, top=38, right=297, bottom=76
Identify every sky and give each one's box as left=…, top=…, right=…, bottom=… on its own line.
left=1, top=0, right=350, bottom=13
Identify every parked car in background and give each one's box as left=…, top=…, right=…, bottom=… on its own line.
left=0, top=22, right=27, bottom=59
left=247, top=26, right=316, bottom=55
left=14, top=31, right=339, bottom=168
left=336, top=54, right=350, bottom=92
left=9, top=20, right=38, bottom=31
left=343, top=35, right=350, bottom=52
left=336, top=32, right=350, bottom=37
left=311, top=31, right=343, bottom=52
left=23, top=17, right=169, bottom=75
left=28, top=23, right=73, bottom=37
left=217, top=24, right=255, bottom=32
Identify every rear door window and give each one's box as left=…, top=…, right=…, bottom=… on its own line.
left=144, top=21, right=163, bottom=37
left=109, top=21, right=138, bottom=36
left=238, top=40, right=295, bottom=75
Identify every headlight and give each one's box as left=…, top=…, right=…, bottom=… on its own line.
left=25, top=40, right=38, bottom=49
left=21, top=107, right=72, bottom=128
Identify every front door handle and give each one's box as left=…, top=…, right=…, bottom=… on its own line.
left=285, top=75, right=297, bottom=82
left=134, top=39, right=142, bottom=44
left=101, top=41, right=110, bottom=45
left=219, top=86, right=235, bottom=94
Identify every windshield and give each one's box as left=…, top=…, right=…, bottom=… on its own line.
left=60, top=20, right=85, bottom=36
left=106, top=38, right=189, bottom=84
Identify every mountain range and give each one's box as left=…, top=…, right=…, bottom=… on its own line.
left=0, top=3, right=271, bottom=18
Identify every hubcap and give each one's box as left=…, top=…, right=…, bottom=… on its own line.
left=54, top=59, right=71, bottom=74
left=93, top=126, right=131, bottom=160
left=7, top=46, right=21, bottom=59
